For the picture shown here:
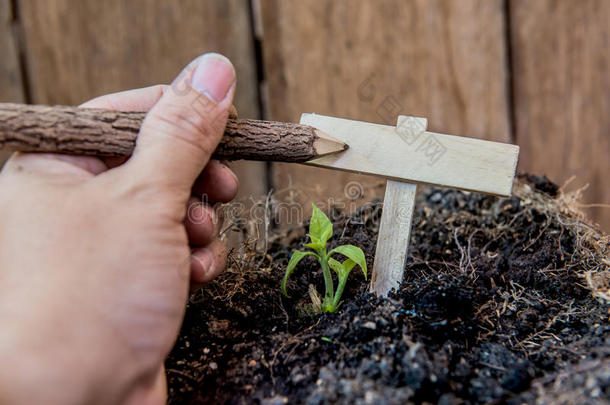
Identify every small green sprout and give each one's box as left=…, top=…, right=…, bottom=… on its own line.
left=281, top=204, right=367, bottom=313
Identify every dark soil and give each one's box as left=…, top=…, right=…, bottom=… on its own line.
left=166, top=175, right=610, bottom=404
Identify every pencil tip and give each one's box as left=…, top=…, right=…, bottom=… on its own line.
left=313, top=129, right=349, bottom=156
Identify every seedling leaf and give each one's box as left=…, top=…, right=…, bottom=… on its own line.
left=342, top=258, right=357, bottom=275
left=281, top=251, right=318, bottom=297
left=281, top=204, right=369, bottom=313
left=328, top=257, right=343, bottom=275
left=304, top=234, right=323, bottom=250
left=328, top=245, right=367, bottom=279
left=309, top=203, right=333, bottom=246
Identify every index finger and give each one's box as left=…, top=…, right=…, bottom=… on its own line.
left=80, top=84, right=168, bottom=111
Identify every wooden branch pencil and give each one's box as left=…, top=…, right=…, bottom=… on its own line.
left=0, top=103, right=348, bottom=163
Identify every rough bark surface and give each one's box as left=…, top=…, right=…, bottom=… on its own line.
left=0, top=103, right=320, bottom=162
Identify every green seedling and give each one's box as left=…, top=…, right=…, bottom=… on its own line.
left=281, top=204, right=367, bottom=313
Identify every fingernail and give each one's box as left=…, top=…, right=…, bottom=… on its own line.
left=222, top=163, right=239, bottom=187
left=192, top=251, right=214, bottom=282
left=191, top=53, right=236, bottom=102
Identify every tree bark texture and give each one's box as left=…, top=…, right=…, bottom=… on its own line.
left=0, top=103, right=322, bottom=162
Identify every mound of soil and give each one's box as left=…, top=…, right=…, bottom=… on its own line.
left=166, top=176, right=609, bottom=404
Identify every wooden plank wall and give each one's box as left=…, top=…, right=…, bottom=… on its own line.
left=0, top=0, right=24, bottom=162
left=0, top=0, right=608, bottom=231
left=16, top=0, right=267, bottom=206
left=0, top=0, right=23, bottom=102
left=259, top=0, right=511, bottom=225
left=510, top=0, right=610, bottom=229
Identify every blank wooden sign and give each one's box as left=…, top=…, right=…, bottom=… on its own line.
left=300, top=113, right=519, bottom=295
left=300, top=113, right=519, bottom=197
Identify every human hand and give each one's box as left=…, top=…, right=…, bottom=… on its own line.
left=0, top=53, right=237, bottom=404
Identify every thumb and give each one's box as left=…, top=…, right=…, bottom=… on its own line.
left=127, top=53, right=236, bottom=194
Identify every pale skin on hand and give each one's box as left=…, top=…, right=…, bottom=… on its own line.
left=0, top=53, right=238, bottom=405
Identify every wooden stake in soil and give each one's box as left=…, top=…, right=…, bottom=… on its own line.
left=300, top=113, right=519, bottom=296
left=0, top=103, right=347, bottom=162
left=371, top=117, right=426, bottom=293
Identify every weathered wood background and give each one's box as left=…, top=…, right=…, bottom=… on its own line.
left=0, top=0, right=608, bottom=231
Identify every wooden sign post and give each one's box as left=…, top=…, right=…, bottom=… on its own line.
left=371, top=116, right=426, bottom=294
left=300, top=113, right=519, bottom=296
